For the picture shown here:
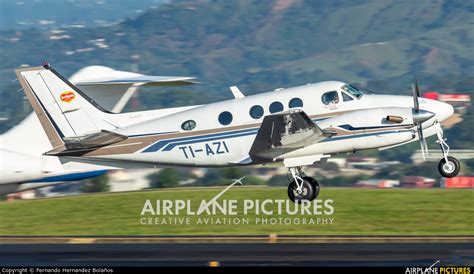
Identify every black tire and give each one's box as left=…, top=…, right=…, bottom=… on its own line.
left=303, top=176, right=320, bottom=200
left=287, top=178, right=315, bottom=203
left=438, top=156, right=460, bottom=178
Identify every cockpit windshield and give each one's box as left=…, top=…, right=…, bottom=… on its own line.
left=341, top=84, right=365, bottom=99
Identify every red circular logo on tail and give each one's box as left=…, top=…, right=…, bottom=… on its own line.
left=60, top=91, right=75, bottom=103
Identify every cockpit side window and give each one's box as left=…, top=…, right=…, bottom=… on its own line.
left=341, top=84, right=364, bottom=99
left=342, top=92, right=354, bottom=102
left=322, top=91, right=339, bottom=105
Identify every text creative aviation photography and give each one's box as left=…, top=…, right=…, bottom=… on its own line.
left=139, top=187, right=335, bottom=226
left=0, top=0, right=473, bottom=272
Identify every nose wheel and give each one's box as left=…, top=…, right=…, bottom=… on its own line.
left=287, top=167, right=320, bottom=203
left=435, top=125, right=460, bottom=178
left=438, top=156, right=460, bottom=178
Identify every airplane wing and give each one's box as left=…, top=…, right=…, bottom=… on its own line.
left=249, top=109, right=335, bottom=163
left=68, top=66, right=198, bottom=113
left=70, top=65, right=197, bottom=87
left=75, top=76, right=198, bottom=86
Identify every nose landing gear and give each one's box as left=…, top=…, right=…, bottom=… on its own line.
left=436, top=126, right=460, bottom=178
left=287, top=167, right=320, bottom=203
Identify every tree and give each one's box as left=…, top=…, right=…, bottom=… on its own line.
left=243, top=176, right=266, bottom=185
left=218, top=167, right=246, bottom=179
left=462, top=159, right=474, bottom=174
left=194, top=169, right=228, bottom=186
left=81, top=174, right=110, bottom=193
left=148, top=168, right=181, bottom=188
left=320, top=161, right=340, bottom=172
left=325, top=174, right=371, bottom=186
left=268, top=175, right=289, bottom=186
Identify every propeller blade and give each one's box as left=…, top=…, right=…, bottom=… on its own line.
left=417, top=124, right=427, bottom=160
left=414, top=76, right=420, bottom=97
left=423, top=138, right=429, bottom=157
left=412, top=77, right=419, bottom=111
left=412, top=76, right=428, bottom=160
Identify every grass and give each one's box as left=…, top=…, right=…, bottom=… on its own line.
left=0, top=187, right=472, bottom=236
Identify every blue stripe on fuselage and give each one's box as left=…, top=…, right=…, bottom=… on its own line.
left=162, top=130, right=258, bottom=151
left=142, top=127, right=258, bottom=153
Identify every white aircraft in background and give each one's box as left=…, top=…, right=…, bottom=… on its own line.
left=0, top=65, right=196, bottom=195
left=11, top=63, right=460, bottom=202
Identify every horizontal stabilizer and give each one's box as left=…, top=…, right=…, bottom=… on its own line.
left=45, top=130, right=127, bottom=156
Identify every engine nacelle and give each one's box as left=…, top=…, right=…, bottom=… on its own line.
left=320, top=107, right=416, bottom=151
left=0, top=150, right=44, bottom=184
left=319, top=107, right=414, bottom=129
left=280, top=107, right=416, bottom=159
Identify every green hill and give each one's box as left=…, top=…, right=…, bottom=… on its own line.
left=0, top=0, right=473, bottom=143
left=1, top=0, right=472, bottom=88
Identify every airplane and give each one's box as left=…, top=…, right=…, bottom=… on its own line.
left=0, top=65, right=197, bottom=195
left=11, top=63, right=460, bottom=202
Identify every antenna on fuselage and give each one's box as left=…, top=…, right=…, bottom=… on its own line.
left=229, top=86, right=245, bottom=99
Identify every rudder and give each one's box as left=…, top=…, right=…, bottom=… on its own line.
left=15, top=63, right=125, bottom=154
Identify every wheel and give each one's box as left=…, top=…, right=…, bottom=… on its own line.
left=287, top=178, right=316, bottom=203
left=438, top=156, right=460, bottom=178
left=303, top=176, right=320, bottom=200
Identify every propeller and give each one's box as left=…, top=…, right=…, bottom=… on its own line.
left=411, top=77, right=433, bottom=160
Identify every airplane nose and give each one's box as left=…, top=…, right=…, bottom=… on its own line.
left=436, top=101, right=454, bottom=122
left=446, top=102, right=454, bottom=118
left=423, top=100, right=454, bottom=122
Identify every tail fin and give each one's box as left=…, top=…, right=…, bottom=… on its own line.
left=15, top=64, right=126, bottom=154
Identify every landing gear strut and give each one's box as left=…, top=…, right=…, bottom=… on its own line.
left=287, top=167, right=320, bottom=203
left=435, top=125, right=460, bottom=178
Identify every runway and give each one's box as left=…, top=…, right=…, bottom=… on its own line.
left=1, top=236, right=473, bottom=267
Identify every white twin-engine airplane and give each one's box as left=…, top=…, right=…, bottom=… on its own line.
left=14, top=63, right=460, bottom=202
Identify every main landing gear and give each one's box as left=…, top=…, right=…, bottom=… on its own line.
left=287, top=167, right=320, bottom=203
left=435, top=129, right=460, bottom=178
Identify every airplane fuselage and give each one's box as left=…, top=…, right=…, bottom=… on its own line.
left=71, top=81, right=453, bottom=167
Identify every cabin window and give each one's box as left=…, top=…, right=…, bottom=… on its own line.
left=181, top=120, right=196, bottom=131
left=321, top=91, right=339, bottom=105
left=289, top=98, right=303, bottom=108
left=341, top=84, right=364, bottom=99
left=218, top=111, right=233, bottom=125
left=269, top=101, right=284, bottom=113
left=342, top=92, right=354, bottom=102
left=249, top=105, right=264, bottom=119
